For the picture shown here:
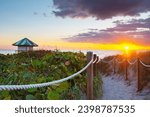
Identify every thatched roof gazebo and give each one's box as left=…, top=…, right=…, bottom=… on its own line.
left=12, top=38, right=38, bottom=52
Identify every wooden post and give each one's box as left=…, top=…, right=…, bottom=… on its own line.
left=137, top=57, right=141, bottom=91
left=93, top=54, right=97, bottom=77
left=96, top=56, right=99, bottom=75
left=87, top=52, right=93, bottom=100
left=125, top=58, right=128, bottom=80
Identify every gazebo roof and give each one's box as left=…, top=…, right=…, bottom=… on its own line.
left=13, top=38, right=38, bottom=47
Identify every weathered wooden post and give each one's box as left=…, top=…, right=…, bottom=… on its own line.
left=87, top=52, right=93, bottom=100
left=93, top=54, right=97, bottom=77
left=137, top=57, right=141, bottom=91
left=96, top=56, right=99, bottom=75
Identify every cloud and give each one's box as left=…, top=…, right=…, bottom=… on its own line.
left=53, top=0, right=150, bottom=19
left=64, top=18, right=150, bottom=45
left=33, top=12, right=48, bottom=17
left=52, top=0, right=150, bottom=45
left=33, top=12, right=38, bottom=15
left=43, top=13, right=47, bottom=17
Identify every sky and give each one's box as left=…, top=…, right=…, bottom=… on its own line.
left=0, top=0, right=150, bottom=50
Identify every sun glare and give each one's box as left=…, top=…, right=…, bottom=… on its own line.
left=124, top=46, right=129, bottom=50
left=121, top=43, right=141, bottom=50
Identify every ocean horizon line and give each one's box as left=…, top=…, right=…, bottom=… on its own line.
left=0, top=49, right=122, bottom=58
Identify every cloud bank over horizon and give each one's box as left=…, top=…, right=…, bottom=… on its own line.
left=63, top=17, right=150, bottom=45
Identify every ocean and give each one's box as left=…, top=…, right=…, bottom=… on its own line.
left=0, top=50, right=16, bottom=55
left=0, top=50, right=121, bottom=58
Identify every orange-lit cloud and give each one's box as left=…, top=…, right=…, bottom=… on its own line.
left=63, top=17, right=150, bottom=46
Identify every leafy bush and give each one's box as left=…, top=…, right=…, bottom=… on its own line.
left=0, top=50, right=102, bottom=100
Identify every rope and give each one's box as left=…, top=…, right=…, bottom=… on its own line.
left=0, top=59, right=93, bottom=91
left=96, top=57, right=101, bottom=64
left=115, top=59, right=125, bottom=64
left=93, top=57, right=98, bottom=64
left=127, top=59, right=137, bottom=65
left=139, top=60, right=150, bottom=68
left=101, top=58, right=115, bottom=63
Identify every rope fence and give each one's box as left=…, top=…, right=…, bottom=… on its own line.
left=0, top=51, right=101, bottom=100
left=1, top=50, right=150, bottom=98
left=100, top=56, right=150, bottom=91
left=139, top=60, right=150, bottom=68
left=96, top=57, right=101, bottom=64
left=127, top=59, right=137, bottom=65
left=101, top=58, right=115, bottom=63
left=0, top=59, right=93, bottom=91
left=93, top=55, right=98, bottom=64
left=115, top=59, right=126, bottom=64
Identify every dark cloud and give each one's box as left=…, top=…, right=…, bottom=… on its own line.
left=108, top=18, right=150, bottom=32
left=53, top=0, right=150, bottom=19
left=64, top=18, right=150, bottom=45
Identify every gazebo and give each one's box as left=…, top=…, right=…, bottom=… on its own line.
left=12, top=38, right=38, bottom=52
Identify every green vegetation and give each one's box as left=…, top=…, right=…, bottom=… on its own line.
left=0, top=50, right=102, bottom=100
left=93, top=74, right=103, bottom=99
